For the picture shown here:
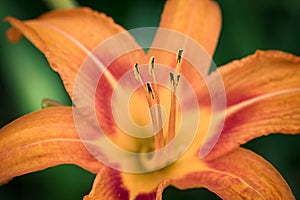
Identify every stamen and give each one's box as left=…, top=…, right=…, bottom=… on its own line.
left=167, top=49, right=183, bottom=144
left=167, top=73, right=180, bottom=144
left=133, top=62, right=164, bottom=151
left=144, top=82, right=164, bottom=150
left=149, top=56, right=165, bottom=150
left=148, top=57, right=164, bottom=150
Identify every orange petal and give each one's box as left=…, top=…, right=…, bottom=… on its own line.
left=5, top=7, right=146, bottom=98
left=167, top=148, right=295, bottom=199
left=148, top=0, right=221, bottom=75
left=203, top=50, right=300, bottom=159
left=146, top=0, right=221, bottom=105
left=85, top=148, right=294, bottom=199
left=160, top=0, right=221, bottom=56
left=83, top=167, right=130, bottom=200
left=0, top=106, right=102, bottom=184
left=84, top=167, right=159, bottom=200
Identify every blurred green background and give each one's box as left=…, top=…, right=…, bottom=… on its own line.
left=0, top=0, right=300, bottom=199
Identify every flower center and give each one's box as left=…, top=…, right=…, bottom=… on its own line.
left=133, top=49, right=183, bottom=152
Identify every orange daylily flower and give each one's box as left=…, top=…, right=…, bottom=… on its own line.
left=1, top=0, right=300, bottom=199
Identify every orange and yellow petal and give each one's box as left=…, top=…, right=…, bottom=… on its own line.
left=149, top=0, right=221, bottom=62
left=84, top=148, right=294, bottom=199
left=170, top=148, right=294, bottom=199
left=5, top=7, right=146, bottom=98
left=0, top=106, right=102, bottom=184
left=83, top=167, right=130, bottom=200
left=204, top=50, right=300, bottom=160
left=84, top=155, right=206, bottom=200
left=146, top=0, right=222, bottom=106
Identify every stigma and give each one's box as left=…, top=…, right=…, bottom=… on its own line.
left=133, top=49, right=183, bottom=151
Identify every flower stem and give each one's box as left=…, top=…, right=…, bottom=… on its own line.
left=44, top=0, right=79, bottom=9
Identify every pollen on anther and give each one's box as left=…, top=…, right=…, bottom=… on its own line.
left=170, top=72, right=180, bottom=87
left=146, top=82, right=155, bottom=99
left=170, top=72, right=174, bottom=86
left=175, top=49, right=184, bottom=72
left=134, top=63, right=141, bottom=81
left=148, top=56, right=155, bottom=76
left=176, top=49, right=184, bottom=64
